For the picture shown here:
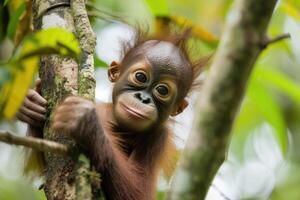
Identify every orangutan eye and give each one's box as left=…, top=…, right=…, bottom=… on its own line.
left=135, top=72, right=147, bottom=83
left=156, top=85, right=169, bottom=96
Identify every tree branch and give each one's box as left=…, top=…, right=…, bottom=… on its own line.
left=32, top=0, right=94, bottom=199
left=71, top=0, right=97, bottom=99
left=261, top=33, right=291, bottom=49
left=168, top=0, right=278, bottom=199
left=71, top=0, right=98, bottom=199
left=0, top=131, right=68, bottom=155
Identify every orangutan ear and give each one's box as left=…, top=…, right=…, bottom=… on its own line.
left=171, top=99, right=188, bottom=116
left=108, top=61, right=121, bottom=82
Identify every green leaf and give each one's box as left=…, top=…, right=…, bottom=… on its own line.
left=17, top=28, right=80, bottom=61
left=4, top=0, right=11, bottom=6
left=248, top=79, right=288, bottom=154
left=0, top=176, right=46, bottom=200
left=144, top=0, right=169, bottom=16
left=233, top=96, right=263, bottom=135
left=254, top=67, right=300, bottom=105
left=288, top=0, right=300, bottom=8
left=7, top=2, right=25, bottom=39
left=157, top=190, right=166, bottom=200
left=94, top=55, right=108, bottom=68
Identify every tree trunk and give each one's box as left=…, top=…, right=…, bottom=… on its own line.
left=168, top=0, right=278, bottom=199
left=32, top=0, right=96, bottom=199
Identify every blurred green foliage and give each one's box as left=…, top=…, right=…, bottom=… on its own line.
left=0, top=176, right=46, bottom=200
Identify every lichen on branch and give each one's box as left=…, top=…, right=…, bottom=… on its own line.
left=71, top=0, right=97, bottom=99
left=71, top=0, right=98, bottom=199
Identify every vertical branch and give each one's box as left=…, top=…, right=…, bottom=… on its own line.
left=71, top=0, right=96, bottom=99
left=168, top=0, right=278, bottom=199
left=33, top=0, right=79, bottom=199
left=70, top=0, right=97, bottom=199
left=32, top=0, right=96, bottom=199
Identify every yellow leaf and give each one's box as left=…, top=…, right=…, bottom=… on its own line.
left=14, top=0, right=32, bottom=46
left=171, top=15, right=219, bottom=44
left=0, top=83, right=12, bottom=112
left=281, top=2, right=300, bottom=22
left=3, top=57, right=39, bottom=119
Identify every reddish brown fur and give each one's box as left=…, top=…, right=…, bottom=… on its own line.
left=65, top=102, right=173, bottom=200
left=23, top=29, right=208, bottom=200
left=66, top=29, right=207, bottom=198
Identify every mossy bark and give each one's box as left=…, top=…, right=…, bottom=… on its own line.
left=32, top=0, right=96, bottom=199
left=168, top=0, right=278, bottom=200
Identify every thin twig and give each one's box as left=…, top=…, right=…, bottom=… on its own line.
left=211, top=184, right=231, bottom=200
left=261, top=33, right=291, bottom=48
left=0, top=130, right=68, bottom=155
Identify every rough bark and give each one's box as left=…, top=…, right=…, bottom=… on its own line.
left=71, top=0, right=97, bottom=199
left=71, top=0, right=96, bottom=98
left=168, top=0, right=278, bottom=199
left=32, top=0, right=96, bottom=199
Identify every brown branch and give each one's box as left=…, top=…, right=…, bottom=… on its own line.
left=0, top=131, right=68, bottom=155
left=261, top=33, right=291, bottom=49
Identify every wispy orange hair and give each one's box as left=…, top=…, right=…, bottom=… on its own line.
left=119, top=27, right=210, bottom=95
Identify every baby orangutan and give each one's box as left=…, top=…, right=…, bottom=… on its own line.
left=17, top=33, right=204, bottom=200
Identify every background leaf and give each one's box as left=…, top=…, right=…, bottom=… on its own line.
left=4, top=0, right=11, bottom=6
left=144, top=0, right=169, bottom=16
left=248, top=78, right=288, bottom=154
left=0, top=28, right=81, bottom=120
left=281, top=1, right=300, bottom=22
left=255, top=67, right=300, bottom=105
left=7, top=2, right=25, bottom=40
left=94, top=54, right=108, bottom=68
